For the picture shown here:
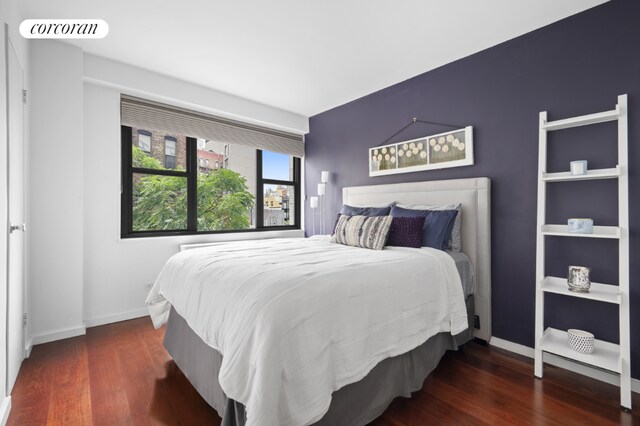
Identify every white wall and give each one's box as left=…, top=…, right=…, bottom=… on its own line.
left=0, top=0, right=26, bottom=67
left=85, top=83, right=187, bottom=323
left=83, top=54, right=308, bottom=135
left=28, top=40, right=85, bottom=343
left=27, top=44, right=307, bottom=335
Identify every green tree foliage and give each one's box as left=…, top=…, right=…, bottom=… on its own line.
left=132, top=145, right=168, bottom=170
left=132, top=146, right=255, bottom=232
left=197, top=168, right=255, bottom=230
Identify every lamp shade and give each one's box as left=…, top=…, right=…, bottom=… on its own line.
left=310, top=196, right=318, bottom=209
left=318, top=183, right=326, bottom=196
left=321, top=171, right=330, bottom=183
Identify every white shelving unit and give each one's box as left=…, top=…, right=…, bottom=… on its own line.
left=534, top=94, right=631, bottom=411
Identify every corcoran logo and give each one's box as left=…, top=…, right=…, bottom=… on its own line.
left=19, top=19, right=109, bottom=39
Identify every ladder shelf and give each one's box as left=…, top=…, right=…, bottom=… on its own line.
left=534, top=94, right=631, bottom=411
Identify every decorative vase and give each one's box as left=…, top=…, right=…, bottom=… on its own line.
left=567, top=266, right=591, bottom=293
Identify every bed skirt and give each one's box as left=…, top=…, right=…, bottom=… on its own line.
left=164, top=296, right=474, bottom=426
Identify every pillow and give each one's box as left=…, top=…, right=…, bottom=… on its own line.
left=330, top=212, right=342, bottom=235
left=339, top=203, right=393, bottom=217
left=386, top=216, right=426, bottom=248
left=390, top=205, right=458, bottom=250
left=330, top=214, right=392, bottom=250
left=396, top=203, right=462, bottom=251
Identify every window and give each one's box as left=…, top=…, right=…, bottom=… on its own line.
left=122, top=128, right=301, bottom=238
left=132, top=129, right=186, bottom=171
left=138, top=131, right=151, bottom=152
left=121, top=96, right=302, bottom=238
left=164, top=137, right=177, bottom=169
left=257, top=150, right=300, bottom=228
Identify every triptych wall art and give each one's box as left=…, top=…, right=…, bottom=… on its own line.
left=369, top=126, right=473, bottom=177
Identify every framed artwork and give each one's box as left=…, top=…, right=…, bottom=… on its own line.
left=369, top=126, right=473, bottom=177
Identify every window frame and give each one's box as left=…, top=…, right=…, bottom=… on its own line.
left=256, top=150, right=301, bottom=229
left=121, top=126, right=301, bottom=238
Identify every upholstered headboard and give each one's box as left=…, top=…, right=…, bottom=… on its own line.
left=342, top=177, right=491, bottom=342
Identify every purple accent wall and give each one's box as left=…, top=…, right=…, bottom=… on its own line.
left=305, top=0, right=640, bottom=378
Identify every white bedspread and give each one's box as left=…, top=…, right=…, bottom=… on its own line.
left=146, top=236, right=468, bottom=426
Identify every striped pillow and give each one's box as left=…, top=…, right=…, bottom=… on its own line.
left=330, top=214, right=392, bottom=250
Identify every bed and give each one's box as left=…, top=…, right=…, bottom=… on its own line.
left=147, top=177, right=491, bottom=426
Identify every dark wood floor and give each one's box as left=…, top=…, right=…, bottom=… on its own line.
left=8, top=317, right=639, bottom=425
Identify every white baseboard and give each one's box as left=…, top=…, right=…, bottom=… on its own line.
left=490, top=337, right=640, bottom=394
left=0, top=396, right=11, bottom=426
left=31, top=324, right=86, bottom=346
left=24, top=337, right=33, bottom=359
left=84, top=308, right=149, bottom=328
left=28, top=310, right=150, bottom=349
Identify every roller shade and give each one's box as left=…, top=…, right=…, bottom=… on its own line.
left=121, top=95, right=304, bottom=158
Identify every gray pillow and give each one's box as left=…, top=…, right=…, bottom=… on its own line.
left=396, top=203, right=462, bottom=251
left=330, top=215, right=392, bottom=250
left=339, top=203, right=393, bottom=217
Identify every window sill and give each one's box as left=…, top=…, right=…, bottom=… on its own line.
left=118, top=228, right=305, bottom=247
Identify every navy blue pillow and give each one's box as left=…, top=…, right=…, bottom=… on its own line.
left=390, top=205, right=458, bottom=250
left=386, top=216, right=426, bottom=248
left=340, top=204, right=392, bottom=217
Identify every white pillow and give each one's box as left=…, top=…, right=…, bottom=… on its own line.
left=395, top=203, right=462, bottom=251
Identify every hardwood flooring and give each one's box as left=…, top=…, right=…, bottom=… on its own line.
left=8, top=317, right=640, bottom=425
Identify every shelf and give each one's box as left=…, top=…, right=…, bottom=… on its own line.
left=541, top=276, right=621, bottom=304
left=543, top=108, right=619, bottom=131
left=536, top=95, right=630, bottom=410
left=541, top=166, right=620, bottom=182
left=539, top=328, right=620, bottom=373
left=541, top=224, right=620, bottom=239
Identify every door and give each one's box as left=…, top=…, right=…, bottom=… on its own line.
left=0, top=24, right=9, bottom=402
left=7, top=36, right=24, bottom=393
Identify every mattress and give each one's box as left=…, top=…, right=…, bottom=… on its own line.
left=164, top=295, right=474, bottom=426
left=447, top=250, right=475, bottom=297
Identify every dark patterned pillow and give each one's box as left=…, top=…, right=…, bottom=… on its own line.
left=330, top=214, right=392, bottom=250
left=386, top=216, right=426, bottom=248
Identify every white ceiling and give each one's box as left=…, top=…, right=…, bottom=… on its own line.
left=22, top=0, right=607, bottom=117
